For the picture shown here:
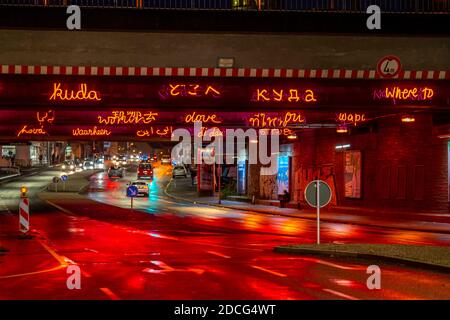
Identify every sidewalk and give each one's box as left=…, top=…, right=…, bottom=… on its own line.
left=0, top=164, right=60, bottom=183
left=165, top=177, right=450, bottom=234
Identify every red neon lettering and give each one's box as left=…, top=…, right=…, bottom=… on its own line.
left=204, top=86, right=221, bottom=97
left=72, top=126, right=111, bottom=136
left=17, top=125, right=47, bottom=137
left=184, top=112, right=221, bottom=124
left=49, top=83, right=101, bottom=101
left=256, top=89, right=270, bottom=102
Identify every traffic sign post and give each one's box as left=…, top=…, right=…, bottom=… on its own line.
left=52, top=176, right=60, bottom=192
left=18, top=186, right=32, bottom=239
left=60, top=174, right=68, bottom=192
left=126, top=185, right=139, bottom=210
left=304, top=180, right=332, bottom=245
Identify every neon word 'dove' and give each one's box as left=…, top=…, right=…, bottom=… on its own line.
left=98, top=111, right=159, bottom=125
left=184, top=112, right=221, bottom=124
left=373, top=87, right=434, bottom=104
left=253, top=88, right=317, bottom=103
left=336, top=113, right=366, bottom=126
left=159, top=84, right=221, bottom=100
left=248, top=112, right=305, bottom=128
left=49, top=83, right=101, bottom=101
left=72, top=126, right=111, bottom=136
left=17, top=125, right=47, bottom=137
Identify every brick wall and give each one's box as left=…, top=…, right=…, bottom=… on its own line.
left=291, top=115, right=450, bottom=213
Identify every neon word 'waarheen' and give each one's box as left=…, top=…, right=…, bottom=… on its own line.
left=49, top=83, right=101, bottom=101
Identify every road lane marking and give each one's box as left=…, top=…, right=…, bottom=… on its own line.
left=0, top=265, right=66, bottom=279
left=297, top=257, right=362, bottom=270
left=323, top=288, right=359, bottom=300
left=100, top=287, right=121, bottom=300
left=36, top=238, right=69, bottom=267
left=251, top=265, right=287, bottom=278
left=207, top=251, right=231, bottom=259
left=44, top=200, right=75, bottom=216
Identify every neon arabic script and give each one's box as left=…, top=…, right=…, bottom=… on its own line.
left=49, top=83, right=101, bottom=101
left=336, top=113, right=366, bottom=126
left=136, top=126, right=173, bottom=137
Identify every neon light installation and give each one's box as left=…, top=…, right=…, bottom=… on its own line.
left=98, top=111, right=159, bottom=125
left=159, top=84, right=221, bottom=100
left=184, top=112, right=222, bottom=124
left=49, top=83, right=101, bottom=101
left=336, top=113, right=366, bottom=126
left=197, top=127, right=223, bottom=138
left=36, top=110, right=55, bottom=125
left=248, top=112, right=305, bottom=128
left=372, top=87, right=434, bottom=104
left=136, top=126, right=173, bottom=138
left=72, top=126, right=111, bottom=136
left=252, top=88, right=317, bottom=103
left=17, top=125, right=47, bottom=137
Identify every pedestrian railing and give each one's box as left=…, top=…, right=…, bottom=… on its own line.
left=0, top=166, right=20, bottom=174
left=0, top=0, right=448, bottom=14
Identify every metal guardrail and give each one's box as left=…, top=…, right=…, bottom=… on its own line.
left=0, top=0, right=448, bottom=13
left=0, top=166, right=20, bottom=174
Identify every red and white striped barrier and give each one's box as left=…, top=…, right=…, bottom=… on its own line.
left=1, top=65, right=449, bottom=80
left=19, top=197, right=30, bottom=234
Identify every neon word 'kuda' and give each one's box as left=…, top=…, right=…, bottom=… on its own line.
left=49, top=83, right=101, bottom=101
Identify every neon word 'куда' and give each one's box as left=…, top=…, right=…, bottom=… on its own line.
left=49, top=83, right=101, bottom=101
left=253, top=88, right=317, bottom=103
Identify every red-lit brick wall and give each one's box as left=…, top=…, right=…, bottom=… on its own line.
left=291, top=114, right=450, bottom=213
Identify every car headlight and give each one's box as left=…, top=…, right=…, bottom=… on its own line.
left=62, top=165, right=66, bottom=170
left=70, top=165, right=74, bottom=169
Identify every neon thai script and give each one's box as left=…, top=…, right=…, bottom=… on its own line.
left=248, top=112, right=305, bottom=128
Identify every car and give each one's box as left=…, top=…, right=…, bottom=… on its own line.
left=83, top=160, right=94, bottom=170
left=161, top=154, right=171, bottom=165
left=74, top=159, right=84, bottom=172
left=94, top=159, right=104, bottom=169
left=137, top=162, right=153, bottom=180
left=118, top=155, right=127, bottom=166
left=172, top=165, right=187, bottom=178
left=129, top=181, right=149, bottom=197
left=61, top=160, right=75, bottom=172
left=108, top=165, right=124, bottom=178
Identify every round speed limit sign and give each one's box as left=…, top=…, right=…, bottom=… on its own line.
left=377, top=55, right=402, bottom=78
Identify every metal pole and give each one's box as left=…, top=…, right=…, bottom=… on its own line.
left=131, top=197, right=133, bottom=210
left=218, top=165, right=221, bottom=204
left=316, top=180, right=320, bottom=244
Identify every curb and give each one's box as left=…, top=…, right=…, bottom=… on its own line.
left=163, top=180, right=450, bottom=235
left=274, top=246, right=450, bottom=273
